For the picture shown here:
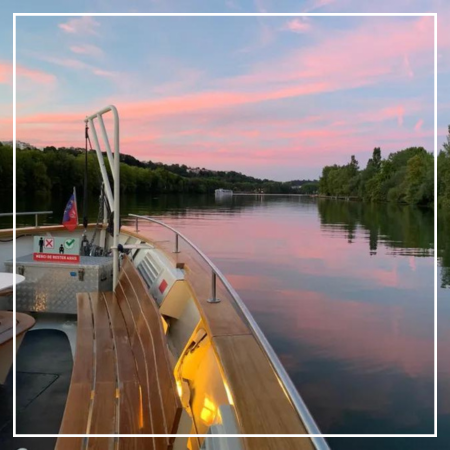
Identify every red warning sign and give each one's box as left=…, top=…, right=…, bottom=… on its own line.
left=33, top=253, right=80, bottom=264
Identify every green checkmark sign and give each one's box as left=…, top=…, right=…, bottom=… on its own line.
left=65, top=239, right=75, bottom=249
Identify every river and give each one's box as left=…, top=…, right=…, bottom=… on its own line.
left=7, top=193, right=448, bottom=448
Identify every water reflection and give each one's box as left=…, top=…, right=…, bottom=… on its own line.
left=127, top=195, right=435, bottom=437
left=318, top=199, right=434, bottom=257
left=438, top=212, right=450, bottom=289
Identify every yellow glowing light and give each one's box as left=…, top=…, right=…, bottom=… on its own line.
left=223, top=382, right=234, bottom=406
left=200, top=397, right=217, bottom=426
left=176, top=380, right=183, bottom=398
left=138, top=385, right=144, bottom=430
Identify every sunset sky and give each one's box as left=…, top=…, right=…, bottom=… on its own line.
left=1, top=1, right=449, bottom=180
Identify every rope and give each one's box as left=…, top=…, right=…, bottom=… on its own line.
left=82, top=122, right=114, bottom=255
left=89, top=184, right=105, bottom=248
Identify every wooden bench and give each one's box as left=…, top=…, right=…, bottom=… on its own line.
left=56, top=256, right=183, bottom=449
left=0, top=311, right=35, bottom=384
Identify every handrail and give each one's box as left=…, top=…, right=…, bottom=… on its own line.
left=129, top=214, right=329, bottom=449
left=0, top=211, right=53, bottom=227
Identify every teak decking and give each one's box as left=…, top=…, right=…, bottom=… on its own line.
left=56, top=256, right=182, bottom=450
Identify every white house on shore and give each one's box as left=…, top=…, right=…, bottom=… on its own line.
left=215, top=188, right=233, bottom=196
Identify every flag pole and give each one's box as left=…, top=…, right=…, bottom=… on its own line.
left=73, top=186, right=78, bottom=226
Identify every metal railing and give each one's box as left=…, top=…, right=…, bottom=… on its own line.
left=130, top=214, right=329, bottom=448
left=0, top=211, right=53, bottom=227
left=85, top=105, right=120, bottom=289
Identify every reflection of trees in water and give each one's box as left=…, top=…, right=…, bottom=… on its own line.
left=438, top=212, right=450, bottom=289
left=317, top=199, right=434, bottom=256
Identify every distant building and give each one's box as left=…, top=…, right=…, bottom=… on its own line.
left=215, top=188, right=233, bottom=196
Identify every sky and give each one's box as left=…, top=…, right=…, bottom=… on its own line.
left=0, top=1, right=449, bottom=181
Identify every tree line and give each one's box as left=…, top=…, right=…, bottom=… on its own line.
left=319, top=146, right=435, bottom=206
left=2, top=126, right=450, bottom=207
left=0, top=144, right=302, bottom=197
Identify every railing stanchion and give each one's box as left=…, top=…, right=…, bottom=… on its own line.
left=174, top=233, right=179, bottom=253
left=35, top=214, right=38, bottom=228
left=208, top=272, right=220, bottom=303
left=135, top=217, right=139, bottom=232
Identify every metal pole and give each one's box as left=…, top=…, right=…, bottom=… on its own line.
left=88, top=118, right=114, bottom=208
left=135, top=216, right=139, bottom=232
left=174, top=233, right=179, bottom=253
left=207, top=272, right=220, bottom=303
left=35, top=214, right=38, bottom=227
left=112, top=106, right=120, bottom=291
left=97, top=114, right=115, bottom=177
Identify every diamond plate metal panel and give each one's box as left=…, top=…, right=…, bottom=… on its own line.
left=5, top=255, right=113, bottom=314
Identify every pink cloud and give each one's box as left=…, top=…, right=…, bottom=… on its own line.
left=17, top=65, right=56, bottom=85
left=13, top=16, right=436, bottom=174
left=223, top=16, right=434, bottom=96
left=70, top=44, right=103, bottom=57
left=283, top=18, right=312, bottom=33
left=0, top=61, right=55, bottom=85
left=106, top=82, right=331, bottom=119
left=38, top=55, right=88, bottom=70
left=16, top=94, right=433, bottom=171
left=381, top=105, right=405, bottom=126
left=58, top=17, right=100, bottom=35
left=302, top=0, right=336, bottom=12
left=0, top=62, right=11, bottom=84
left=403, top=54, right=414, bottom=78
left=34, top=54, right=117, bottom=79
left=92, top=68, right=117, bottom=77
left=414, top=118, right=424, bottom=132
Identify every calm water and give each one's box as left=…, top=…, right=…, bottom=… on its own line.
left=8, top=194, right=449, bottom=448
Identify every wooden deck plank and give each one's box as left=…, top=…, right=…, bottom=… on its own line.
left=58, top=294, right=94, bottom=436
left=213, top=334, right=314, bottom=449
left=54, top=437, right=84, bottom=450
left=58, top=382, right=92, bottom=436
left=115, top=281, right=154, bottom=435
left=86, top=436, right=114, bottom=450
left=117, top=272, right=169, bottom=438
left=118, top=437, right=164, bottom=450
left=89, top=292, right=117, bottom=434
left=120, top=257, right=181, bottom=436
left=103, top=292, right=144, bottom=434
left=243, top=438, right=317, bottom=450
